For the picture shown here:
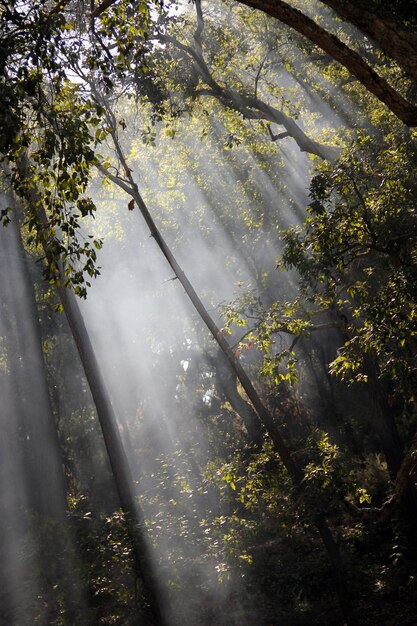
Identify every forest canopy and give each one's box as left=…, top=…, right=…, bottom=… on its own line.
left=1, top=0, right=417, bottom=624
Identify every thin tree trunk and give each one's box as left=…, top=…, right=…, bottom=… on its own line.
left=57, top=285, right=166, bottom=625
left=211, top=348, right=264, bottom=449
left=101, top=112, right=357, bottom=624
left=12, top=158, right=166, bottom=626
left=314, top=513, right=353, bottom=623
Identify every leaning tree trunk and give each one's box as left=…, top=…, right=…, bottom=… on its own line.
left=101, top=107, right=357, bottom=625
left=56, top=285, right=166, bottom=625
left=320, top=0, right=417, bottom=83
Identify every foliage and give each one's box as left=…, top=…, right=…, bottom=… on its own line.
left=280, top=124, right=417, bottom=400
left=2, top=1, right=417, bottom=624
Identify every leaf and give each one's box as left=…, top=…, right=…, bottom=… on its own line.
left=128, top=199, right=135, bottom=211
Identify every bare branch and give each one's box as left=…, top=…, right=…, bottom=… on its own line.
left=254, top=53, right=268, bottom=99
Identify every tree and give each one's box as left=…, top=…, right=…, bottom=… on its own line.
left=253, top=122, right=417, bottom=518
left=10, top=155, right=167, bottom=624
left=90, top=85, right=358, bottom=621
left=82, top=0, right=417, bottom=124
left=2, top=0, right=417, bottom=622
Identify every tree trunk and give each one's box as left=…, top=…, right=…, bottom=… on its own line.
left=57, top=286, right=166, bottom=625
left=12, top=158, right=166, bottom=626
left=0, top=189, right=68, bottom=517
left=102, top=123, right=357, bottom=624
left=366, top=364, right=417, bottom=523
left=211, top=348, right=264, bottom=449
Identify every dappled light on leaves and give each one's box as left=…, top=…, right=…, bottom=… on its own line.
left=1, top=0, right=417, bottom=624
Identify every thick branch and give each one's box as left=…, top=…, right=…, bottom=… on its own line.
left=319, top=0, right=417, bottom=83
left=236, top=0, right=417, bottom=126
left=91, top=0, right=118, bottom=18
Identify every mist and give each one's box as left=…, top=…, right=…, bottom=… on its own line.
left=0, top=0, right=384, bottom=623
left=0, top=191, right=91, bottom=624
left=64, top=83, right=319, bottom=621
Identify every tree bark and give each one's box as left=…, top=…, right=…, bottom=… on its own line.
left=236, top=0, right=417, bottom=126
left=12, top=157, right=166, bottom=626
left=99, top=106, right=357, bottom=624
left=320, top=0, right=417, bottom=83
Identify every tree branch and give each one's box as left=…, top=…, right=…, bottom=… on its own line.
left=254, top=53, right=268, bottom=99
left=193, top=0, right=204, bottom=56
left=96, top=163, right=134, bottom=195
left=236, top=0, right=417, bottom=126
left=91, top=0, right=118, bottom=19
left=267, top=125, right=290, bottom=141
left=160, top=22, right=340, bottom=161
left=319, top=0, right=417, bottom=83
